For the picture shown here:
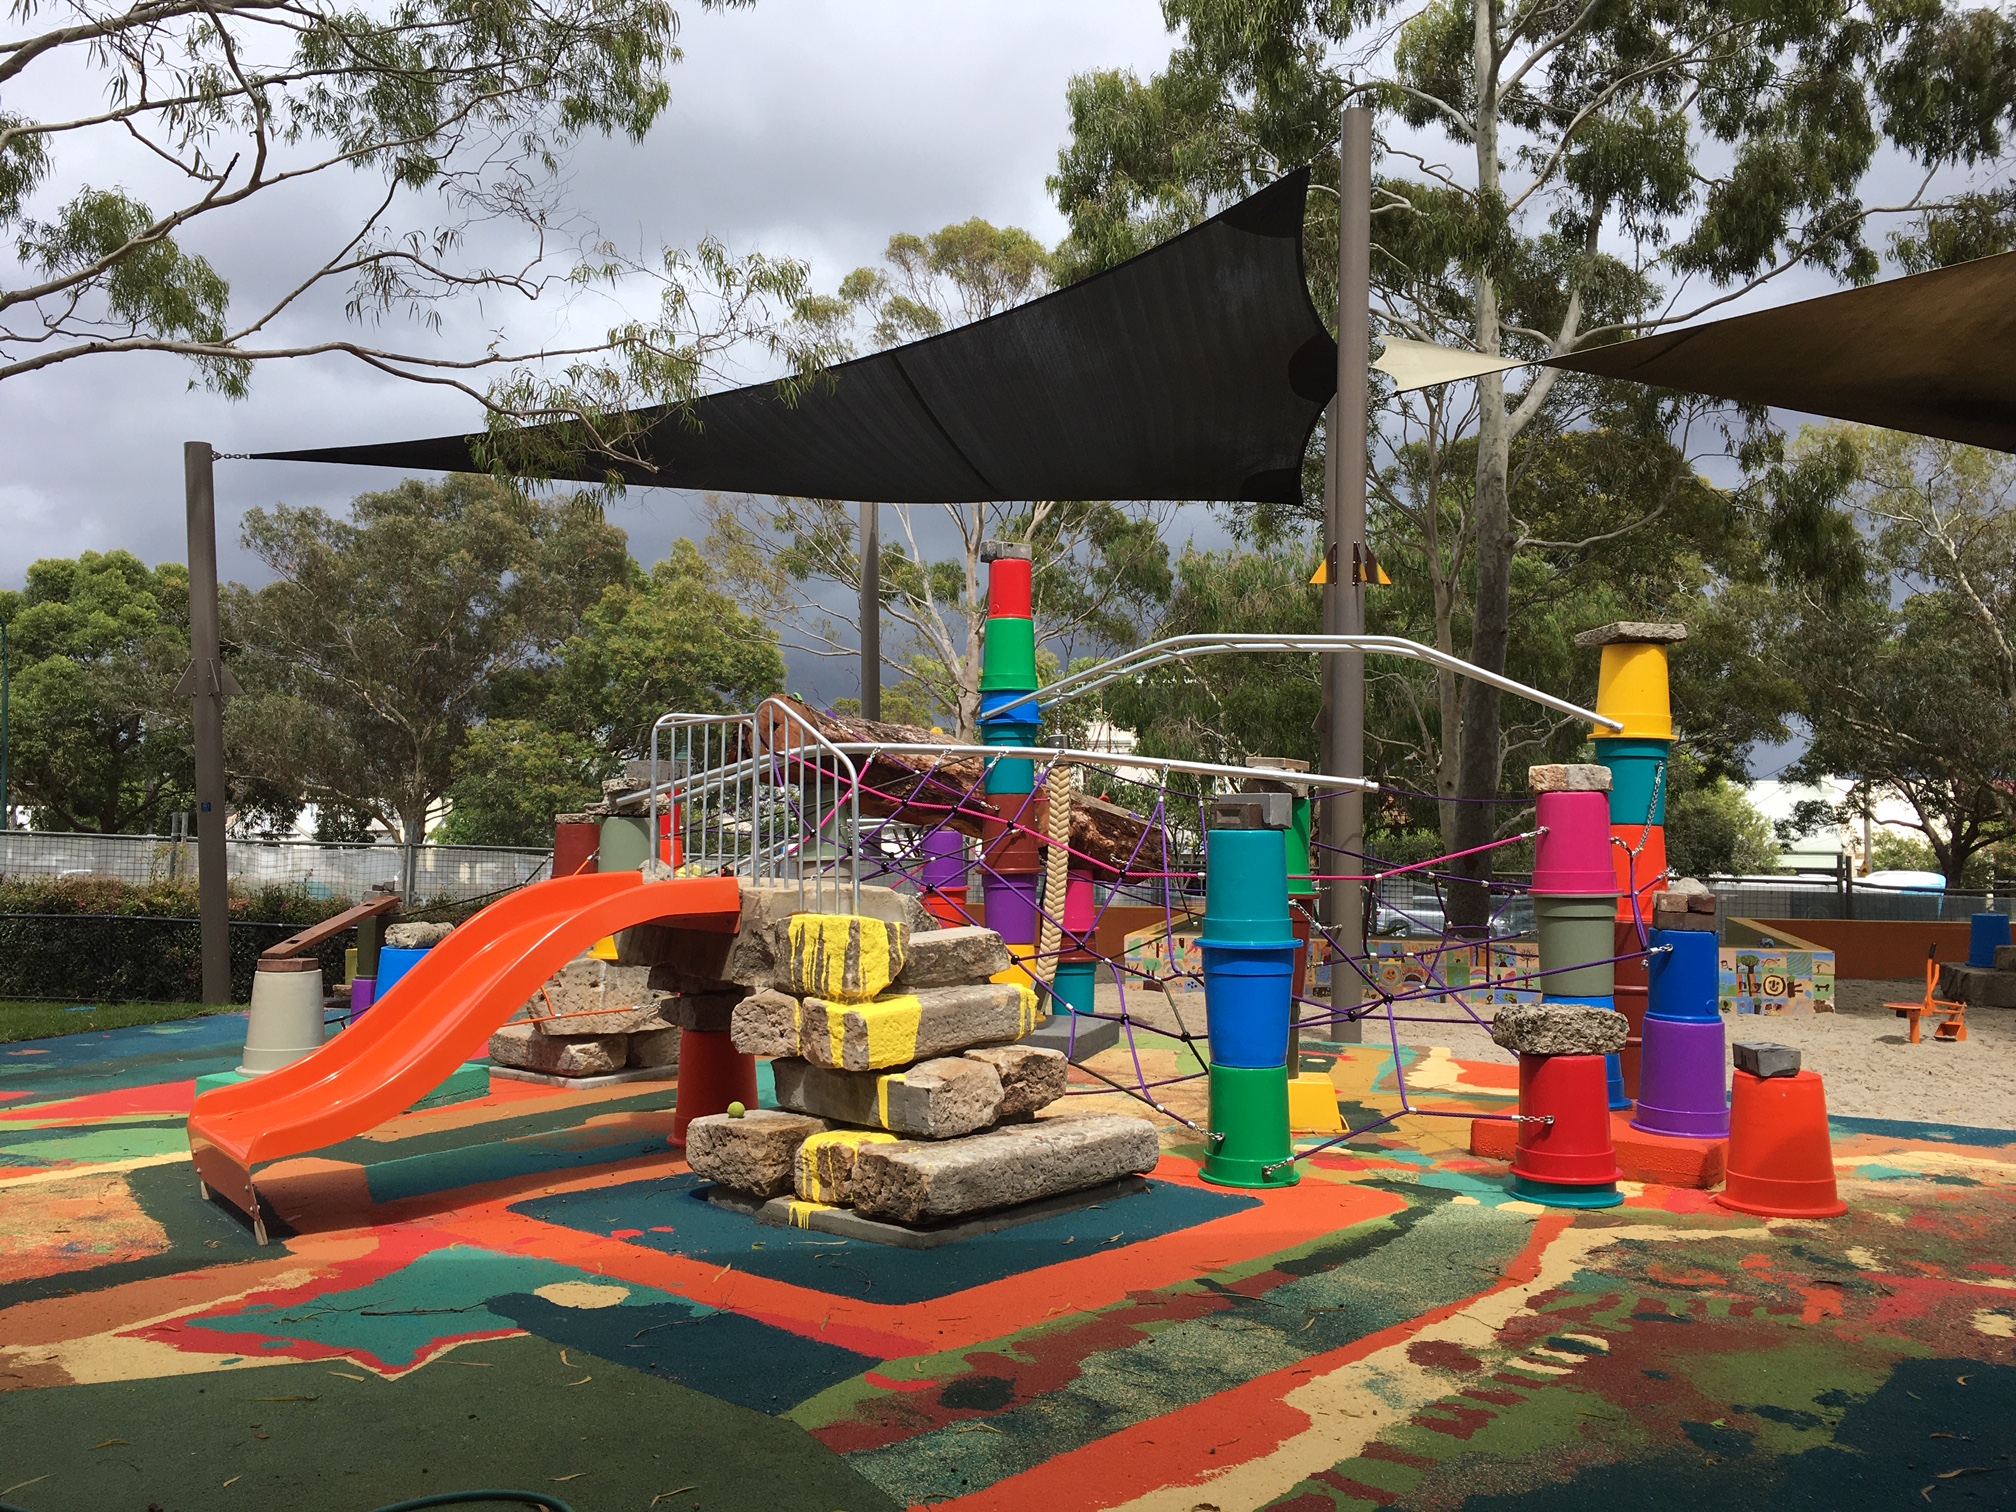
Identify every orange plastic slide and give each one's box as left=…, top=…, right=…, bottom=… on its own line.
left=188, top=871, right=740, bottom=1239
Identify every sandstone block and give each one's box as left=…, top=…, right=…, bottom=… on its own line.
left=686, top=1109, right=829, bottom=1197
left=531, top=1000, right=677, bottom=1036
left=1994, top=944, right=2016, bottom=973
left=784, top=914, right=908, bottom=1003
left=628, top=1026, right=681, bottom=1068
left=729, top=988, right=803, bottom=1056
left=664, top=988, right=747, bottom=1033
left=961, top=1044, right=1067, bottom=1119
left=848, top=1113, right=1160, bottom=1225
left=487, top=1022, right=626, bottom=1077
left=386, top=920, right=454, bottom=949
left=522, top=954, right=662, bottom=1031
left=612, top=881, right=926, bottom=984
left=1489, top=1002, right=1628, bottom=1056
left=892, top=925, right=1013, bottom=989
left=771, top=1055, right=1004, bottom=1139
left=798, top=983, right=1041, bottom=1071
left=793, top=1128, right=900, bottom=1204
left=1527, top=763, right=1612, bottom=794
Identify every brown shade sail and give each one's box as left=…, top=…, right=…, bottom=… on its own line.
left=1546, top=251, right=2016, bottom=450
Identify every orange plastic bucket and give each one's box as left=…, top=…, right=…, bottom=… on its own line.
left=1714, top=1068, right=1846, bottom=1218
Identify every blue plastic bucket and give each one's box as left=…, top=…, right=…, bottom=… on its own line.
left=1969, top=911, right=2011, bottom=968
left=1646, top=927, right=1720, bottom=1022
left=376, top=946, right=428, bottom=997
left=978, top=693, right=1041, bottom=794
left=1200, top=941, right=1298, bottom=1068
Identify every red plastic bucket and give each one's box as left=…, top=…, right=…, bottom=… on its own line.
left=1512, top=1052, right=1623, bottom=1185
left=1715, top=1069, right=1846, bottom=1218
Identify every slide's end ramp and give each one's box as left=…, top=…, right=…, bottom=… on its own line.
left=188, top=873, right=741, bottom=1238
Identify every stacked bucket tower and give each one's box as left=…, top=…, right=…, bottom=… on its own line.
left=975, top=543, right=1099, bottom=1017
left=1529, top=764, right=1632, bottom=1109
left=1197, top=793, right=1302, bottom=1188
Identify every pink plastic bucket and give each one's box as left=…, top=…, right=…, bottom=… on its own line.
left=1532, top=790, right=1619, bottom=896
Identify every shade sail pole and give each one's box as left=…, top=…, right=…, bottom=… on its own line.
left=184, top=442, right=231, bottom=1006
left=860, top=501, right=881, bottom=720
left=1321, top=105, right=1372, bottom=1042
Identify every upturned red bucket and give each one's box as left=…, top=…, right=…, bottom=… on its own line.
left=1715, top=1069, right=1847, bottom=1218
left=1512, top=1052, right=1623, bottom=1186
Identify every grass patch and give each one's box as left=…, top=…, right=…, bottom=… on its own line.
left=0, top=999, right=233, bottom=1043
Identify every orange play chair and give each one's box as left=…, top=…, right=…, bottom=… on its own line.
left=1884, top=945, right=1967, bottom=1043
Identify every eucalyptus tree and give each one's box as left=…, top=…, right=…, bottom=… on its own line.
left=1051, top=0, right=2016, bottom=920
left=0, top=0, right=830, bottom=439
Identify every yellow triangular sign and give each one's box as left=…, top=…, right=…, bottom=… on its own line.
left=1353, top=543, right=1392, bottom=585
left=1309, top=546, right=1336, bottom=585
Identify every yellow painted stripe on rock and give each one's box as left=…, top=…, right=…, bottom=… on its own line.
left=875, top=1072, right=901, bottom=1130
left=838, top=995, right=923, bottom=1069
left=1014, top=983, right=1043, bottom=1034
left=786, top=1199, right=834, bottom=1228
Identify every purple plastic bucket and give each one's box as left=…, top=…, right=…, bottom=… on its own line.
left=984, top=872, right=1042, bottom=947
left=349, top=976, right=377, bottom=1019
left=921, top=828, right=968, bottom=889
left=1630, top=1013, right=1730, bottom=1138
left=1532, top=790, right=1619, bottom=896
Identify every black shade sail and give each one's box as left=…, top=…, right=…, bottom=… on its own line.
left=1546, top=251, right=2016, bottom=452
left=257, top=170, right=1338, bottom=504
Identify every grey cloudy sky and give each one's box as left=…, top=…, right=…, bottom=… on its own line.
left=0, top=1, right=1181, bottom=648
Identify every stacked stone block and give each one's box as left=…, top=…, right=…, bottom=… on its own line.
left=687, top=913, right=1158, bottom=1227
left=488, top=954, right=686, bottom=1079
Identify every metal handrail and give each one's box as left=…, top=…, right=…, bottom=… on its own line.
left=978, top=633, right=1622, bottom=733
left=823, top=742, right=1377, bottom=793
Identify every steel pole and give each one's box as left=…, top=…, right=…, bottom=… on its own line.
left=185, top=442, right=232, bottom=1006
left=1, top=620, right=10, bottom=831
left=1321, top=105, right=1372, bottom=1041
left=860, top=501, right=880, bottom=720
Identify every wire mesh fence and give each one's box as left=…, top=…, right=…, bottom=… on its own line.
left=0, top=830, right=552, bottom=901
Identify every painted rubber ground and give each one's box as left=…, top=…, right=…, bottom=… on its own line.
left=2, top=1017, right=2012, bottom=1511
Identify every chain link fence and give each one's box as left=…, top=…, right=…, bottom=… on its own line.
left=0, top=830, right=552, bottom=901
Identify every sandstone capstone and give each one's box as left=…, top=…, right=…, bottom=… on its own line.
left=1489, top=1002, right=1629, bottom=1056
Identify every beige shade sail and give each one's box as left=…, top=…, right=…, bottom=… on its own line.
left=1372, top=336, right=1529, bottom=393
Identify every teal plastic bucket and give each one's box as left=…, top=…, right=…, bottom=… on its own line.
left=1202, top=828, right=1291, bottom=944
left=1051, top=958, right=1097, bottom=1014
left=1594, top=737, right=1670, bottom=826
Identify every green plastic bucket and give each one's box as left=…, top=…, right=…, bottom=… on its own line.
left=1533, top=892, right=1618, bottom=998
